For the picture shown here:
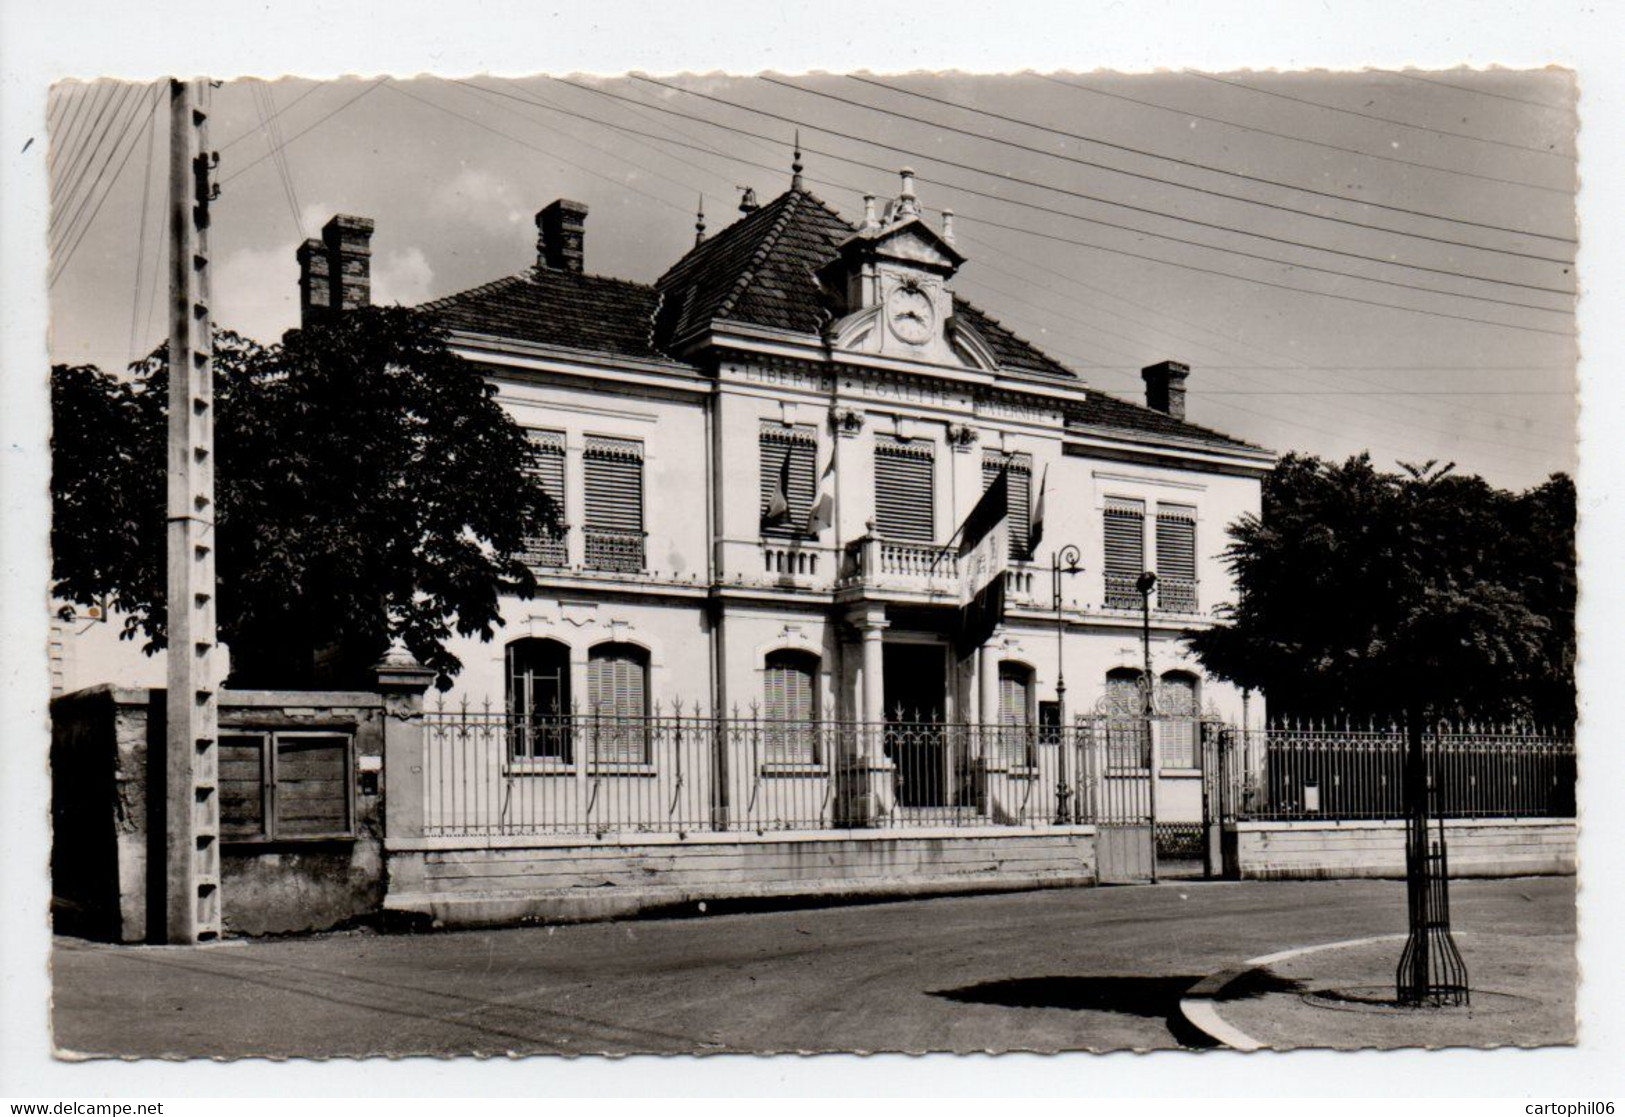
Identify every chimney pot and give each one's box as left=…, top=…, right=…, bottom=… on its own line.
left=1142, top=360, right=1191, bottom=420
left=537, top=199, right=589, bottom=273
left=298, top=215, right=373, bottom=329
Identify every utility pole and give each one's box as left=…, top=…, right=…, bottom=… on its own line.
left=165, top=77, right=222, bottom=943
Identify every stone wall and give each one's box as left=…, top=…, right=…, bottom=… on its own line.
left=51, top=686, right=388, bottom=940
left=1232, top=818, right=1576, bottom=880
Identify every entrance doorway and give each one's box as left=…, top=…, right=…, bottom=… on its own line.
left=882, top=642, right=950, bottom=808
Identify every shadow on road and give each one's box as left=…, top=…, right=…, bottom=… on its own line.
left=929, top=969, right=1306, bottom=1049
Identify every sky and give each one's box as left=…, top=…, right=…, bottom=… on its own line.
left=47, top=69, right=1578, bottom=490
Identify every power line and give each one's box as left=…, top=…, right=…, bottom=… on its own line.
left=1036, top=74, right=1570, bottom=197
left=48, top=83, right=100, bottom=176
left=254, top=83, right=306, bottom=241
left=1373, top=69, right=1571, bottom=113
left=634, top=75, right=1576, bottom=278
left=50, top=85, right=163, bottom=288
left=834, top=74, right=1573, bottom=244
left=49, top=84, right=148, bottom=260
left=220, top=81, right=320, bottom=151
left=220, top=78, right=387, bottom=185
left=1191, top=73, right=1575, bottom=161
left=528, top=77, right=1573, bottom=335
left=127, top=100, right=160, bottom=360
left=50, top=83, right=136, bottom=224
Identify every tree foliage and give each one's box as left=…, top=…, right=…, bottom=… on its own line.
left=51, top=307, right=558, bottom=687
left=1186, top=453, right=1575, bottom=724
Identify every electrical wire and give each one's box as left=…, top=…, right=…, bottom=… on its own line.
left=220, top=79, right=387, bottom=185
left=1373, top=69, right=1571, bottom=113
left=50, top=85, right=164, bottom=288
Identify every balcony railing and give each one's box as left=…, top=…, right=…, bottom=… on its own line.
left=840, top=535, right=960, bottom=596
left=1103, top=572, right=1200, bottom=614
left=520, top=528, right=569, bottom=569
left=583, top=528, right=646, bottom=573
left=1104, top=572, right=1141, bottom=611
left=1156, top=575, right=1199, bottom=614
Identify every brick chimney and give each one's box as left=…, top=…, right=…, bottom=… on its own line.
left=298, top=214, right=374, bottom=328
left=1142, top=360, right=1191, bottom=420
left=536, top=199, right=588, bottom=273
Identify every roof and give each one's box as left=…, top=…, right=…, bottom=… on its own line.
left=421, top=268, right=666, bottom=362
left=421, top=186, right=1258, bottom=453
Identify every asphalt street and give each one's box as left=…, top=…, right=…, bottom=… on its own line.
left=51, top=876, right=1574, bottom=1057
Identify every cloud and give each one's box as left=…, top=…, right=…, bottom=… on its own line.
left=372, top=247, right=434, bottom=306
left=435, top=167, right=528, bottom=234
left=212, top=246, right=300, bottom=345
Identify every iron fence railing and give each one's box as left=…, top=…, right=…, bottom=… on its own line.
left=583, top=528, right=646, bottom=573
left=1226, top=723, right=1576, bottom=821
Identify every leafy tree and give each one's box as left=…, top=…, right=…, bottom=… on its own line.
left=51, top=307, right=558, bottom=687
left=1187, top=452, right=1575, bottom=726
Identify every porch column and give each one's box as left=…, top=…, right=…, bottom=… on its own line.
left=837, top=603, right=893, bottom=827
left=978, top=629, right=1001, bottom=730
left=856, top=610, right=888, bottom=734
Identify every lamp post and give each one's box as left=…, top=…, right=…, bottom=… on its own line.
left=1136, top=570, right=1159, bottom=882
left=1051, top=544, right=1083, bottom=823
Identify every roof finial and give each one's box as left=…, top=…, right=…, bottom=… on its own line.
left=941, top=207, right=955, bottom=244
left=695, top=194, right=707, bottom=246
left=862, top=194, right=878, bottom=232
left=897, top=167, right=919, bottom=218
left=738, top=185, right=759, bottom=215
left=791, top=129, right=804, bottom=190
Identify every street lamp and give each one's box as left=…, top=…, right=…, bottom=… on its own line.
left=1136, top=570, right=1159, bottom=881
left=1052, top=544, right=1083, bottom=822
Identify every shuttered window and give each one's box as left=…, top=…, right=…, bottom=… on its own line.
left=583, top=436, right=645, bottom=571
left=759, top=424, right=819, bottom=537
left=997, top=663, right=1035, bottom=766
left=1103, top=496, right=1146, bottom=609
left=273, top=735, right=352, bottom=837
left=220, top=735, right=268, bottom=840
left=588, top=643, right=649, bottom=764
left=1155, top=504, right=1199, bottom=613
left=1104, top=668, right=1149, bottom=769
left=983, top=452, right=1034, bottom=559
left=219, top=732, right=353, bottom=841
left=874, top=435, right=934, bottom=543
left=1159, top=672, right=1200, bottom=769
left=763, top=650, right=819, bottom=764
left=523, top=430, right=567, bottom=567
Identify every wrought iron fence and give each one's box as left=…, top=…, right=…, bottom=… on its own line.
left=421, top=705, right=1095, bottom=838
left=1226, top=721, right=1576, bottom=821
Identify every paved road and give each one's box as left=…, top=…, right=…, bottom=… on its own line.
left=52, top=876, right=1573, bottom=1057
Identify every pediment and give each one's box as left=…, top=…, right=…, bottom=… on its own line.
left=868, top=220, right=965, bottom=272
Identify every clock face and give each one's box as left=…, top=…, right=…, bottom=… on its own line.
left=886, top=283, right=936, bottom=345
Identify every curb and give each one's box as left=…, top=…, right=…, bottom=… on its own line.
left=1178, top=933, right=1409, bottom=1051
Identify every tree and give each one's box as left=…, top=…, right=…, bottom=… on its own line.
left=1186, top=452, right=1575, bottom=725
left=51, top=307, right=559, bottom=688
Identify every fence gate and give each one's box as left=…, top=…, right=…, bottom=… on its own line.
left=1079, top=712, right=1153, bottom=884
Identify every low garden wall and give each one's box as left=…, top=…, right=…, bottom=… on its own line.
left=1232, top=818, right=1576, bottom=880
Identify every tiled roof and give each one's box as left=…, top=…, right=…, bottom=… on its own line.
left=421, top=268, right=667, bottom=362
left=420, top=186, right=1257, bottom=453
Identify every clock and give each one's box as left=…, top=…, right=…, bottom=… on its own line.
left=886, top=282, right=936, bottom=345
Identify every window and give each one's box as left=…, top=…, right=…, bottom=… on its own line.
left=1103, top=497, right=1146, bottom=610
left=997, top=662, right=1035, bottom=766
left=760, top=424, right=818, bottom=537
left=1159, top=671, right=1201, bottom=769
left=506, top=638, right=572, bottom=761
left=874, top=434, right=935, bottom=543
left=1155, top=504, right=1199, bottom=613
left=763, top=649, right=820, bottom=764
left=1103, top=667, right=1149, bottom=769
left=219, top=732, right=353, bottom=841
left=583, top=435, right=645, bottom=572
left=587, top=642, right=649, bottom=764
left=983, top=452, right=1033, bottom=560
left=522, top=430, right=568, bottom=567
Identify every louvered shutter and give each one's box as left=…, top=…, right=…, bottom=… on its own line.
left=589, top=645, right=648, bottom=763
left=1159, top=673, right=1199, bottom=769
left=874, top=436, right=935, bottom=543
left=1155, top=504, right=1198, bottom=612
left=983, top=452, right=1033, bottom=559
left=523, top=430, right=567, bottom=566
left=760, top=424, right=818, bottom=537
left=997, top=666, right=1032, bottom=766
left=763, top=652, right=817, bottom=763
left=584, top=436, right=645, bottom=571
left=1103, top=496, right=1145, bottom=608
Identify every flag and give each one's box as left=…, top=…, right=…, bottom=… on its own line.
left=763, top=447, right=791, bottom=527
left=806, top=447, right=835, bottom=534
left=1028, top=464, right=1047, bottom=558
left=956, top=468, right=1010, bottom=656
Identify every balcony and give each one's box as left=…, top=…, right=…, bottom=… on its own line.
left=1104, top=571, right=1200, bottom=615
left=584, top=528, right=646, bottom=573
left=520, top=527, right=569, bottom=570
left=839, top=534, right=960, bottom=598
